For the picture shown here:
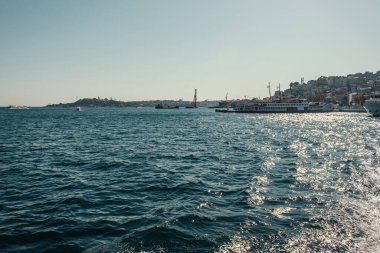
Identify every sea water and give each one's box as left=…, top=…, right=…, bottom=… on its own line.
left=0, top=108, right=379, bottom=252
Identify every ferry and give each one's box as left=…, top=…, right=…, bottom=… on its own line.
left=231, top=99, right=333, bottom=113
left=215, top=84, right=333, bottom=113
left=363, top=94, right=380, bottom=116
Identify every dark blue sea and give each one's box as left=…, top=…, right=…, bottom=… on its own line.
left=1, top=107, right=379, bottom=253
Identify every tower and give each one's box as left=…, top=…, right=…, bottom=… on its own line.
left=193, top=89, right=197, bottom=108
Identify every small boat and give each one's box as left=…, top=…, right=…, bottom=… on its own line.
left=76, top=106, right=81, bottom=111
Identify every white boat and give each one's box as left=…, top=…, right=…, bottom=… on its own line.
left=76, top=106, right=81, bottom=111
left=234, top=99, right=309, bottom=113
left=363, top=95, right=380, bottom=116
left=8, top=105, right=30, bottom=110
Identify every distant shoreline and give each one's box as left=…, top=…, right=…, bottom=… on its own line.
left=46, top=98, right=220, bottom=108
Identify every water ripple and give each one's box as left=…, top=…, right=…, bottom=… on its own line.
left=0, top=108, right=379, bottom=252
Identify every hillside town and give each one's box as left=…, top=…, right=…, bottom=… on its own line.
left=280, top=70, right=380, bottom=105
left=46, top=71, right=380, bottom=109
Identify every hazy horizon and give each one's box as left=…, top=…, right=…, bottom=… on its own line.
left=1, top=0, right=379, bottom=106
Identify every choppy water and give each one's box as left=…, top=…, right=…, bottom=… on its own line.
left=0, top=108, right=379, bottom=253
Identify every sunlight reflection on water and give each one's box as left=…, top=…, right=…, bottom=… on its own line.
left=217, top=113, right=380, bottom=253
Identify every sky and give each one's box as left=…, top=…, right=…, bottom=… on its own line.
left=0, top=0, right=379, bottom=106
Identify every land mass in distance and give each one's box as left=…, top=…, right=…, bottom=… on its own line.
left=46, top=98, right=220, bottom=108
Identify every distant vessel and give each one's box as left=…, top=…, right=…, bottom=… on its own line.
left=76, top=106, right=81, bottom=111
left=8, top=105, right=30, bottom=110
left=363, top=94, right=380, bottom=116
left=186, top=89, right=198, bottom=108
left=155, top=104, right=179, bottom=109
left=217, top=100, right=333, bottom=113
left=216, top=84, right=333, bottom=113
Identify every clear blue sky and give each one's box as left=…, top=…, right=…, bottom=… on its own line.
left=1, top=0, right=379, bottom=106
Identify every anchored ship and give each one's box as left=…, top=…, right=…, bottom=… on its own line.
left=216, top=99, right=333, bottom=113
left=231, top=99, right=333, bottom=113
left=216, top=84, right=333, bottom=113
